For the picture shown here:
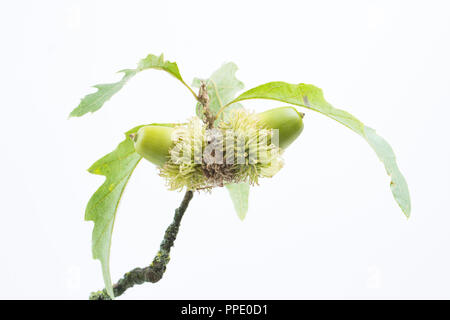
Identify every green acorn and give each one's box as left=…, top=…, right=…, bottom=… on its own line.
left=257, top=106, right=304, bottom=149
left=133, top=125, right=174, bottom=167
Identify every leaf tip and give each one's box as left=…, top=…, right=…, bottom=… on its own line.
left=238, top=213, right=247, bottom=221
left=68, top=108, right=80, bottom=118
left=403, top=206, right=411, bottom=219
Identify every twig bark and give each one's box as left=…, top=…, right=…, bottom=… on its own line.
left=198, top=81, right=215, bottom=129
left=89, top=190, right=194, bottom=300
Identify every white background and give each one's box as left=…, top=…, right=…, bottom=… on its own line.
left=0, top=0, right=449, bottom=299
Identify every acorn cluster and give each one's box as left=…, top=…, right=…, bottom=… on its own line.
left=132, top=107, right=304, bottom=191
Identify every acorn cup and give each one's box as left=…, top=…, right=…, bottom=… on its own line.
left=132, top=106, right=304, bottom=168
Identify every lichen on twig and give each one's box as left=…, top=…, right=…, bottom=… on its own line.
left=89, top=190, right=194, bottom=300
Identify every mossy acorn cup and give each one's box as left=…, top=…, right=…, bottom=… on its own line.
left=132, top=106, right=304, bottom=167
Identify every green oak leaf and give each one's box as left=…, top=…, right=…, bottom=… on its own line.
left=70, top=53, right=195, bottom=117
left=364, top=126, right=411, bottom=216
left=192, top=62, right=250, bottom=220
left=193, top=62, right=245, bottom=121
left=222, top=82, right=411, bottom=217
left=226, top=183, right=250, bottom=220
left=86, top=123, right=176, bottom=298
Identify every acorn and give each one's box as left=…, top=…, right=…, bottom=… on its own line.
left=257, top=106, right=304, bottom=149
left=132, top=125, right=175, bottom=167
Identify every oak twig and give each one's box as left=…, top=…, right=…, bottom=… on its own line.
left=89, top=190, right=194, bottom=300
left=198, top=81, right=215, bottom=129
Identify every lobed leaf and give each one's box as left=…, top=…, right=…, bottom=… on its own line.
left=86, top=123, right=177, bottom=298
left=224, top=82, right=411, bottom=217
left=70, top=54, right=195, bottom=117
left=193, top=62, right=245, bottom=121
